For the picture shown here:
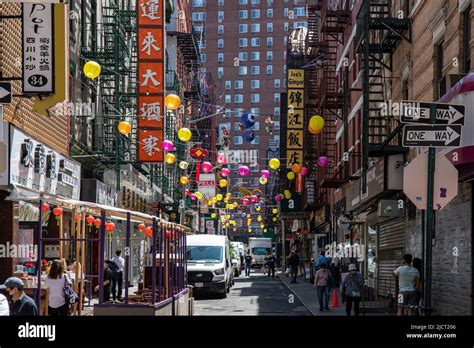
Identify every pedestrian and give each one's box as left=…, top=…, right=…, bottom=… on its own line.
left=94, top=260, right=114, bottom=302
left=341, top=264, right=362, bottom=316
left=394, top=254, right=420, bottom=316
left=244, top=251, right=252, bottom=277
left=0, top=277, right=38, bottom=316
left=112, top=249, right=125, bottom=302
left=0, top=292, right=9, bottom=316
left=265, top=251, right=276, bottom=278
left=313, top=262, right=331, bottom=311
left=44, top=259, right=71, bottom=316
left=315, top=250, right=329, bottom=270
left=289, top=251, right=300, bottom=284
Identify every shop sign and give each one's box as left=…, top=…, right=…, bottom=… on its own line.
left=138, top=129, right=163, bottom=162
left=44, top=245, right=60, bottom=258
left=9, top=126, right=81, bottom=199
left=305, top=180, right=315, bottom=204
left=0, top=120, right=9, bottom=186
left=198, top=173, right=216, bottom=199
left=345, top=158, right=384, bottom=210
left=314, top=205, right=329, bottom=228
left=22, top=3, right=54, bottom=94
left=285, top=69, right=305, bottom=168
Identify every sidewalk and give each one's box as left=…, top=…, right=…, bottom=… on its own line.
left=278, top=271, right=346, bottom=316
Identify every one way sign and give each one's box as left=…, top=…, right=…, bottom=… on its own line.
left=403, top=125, right=462, bottom=148
left=0, top=82, right=12, bottom=104
left=400, top=100, right=465, bottom=125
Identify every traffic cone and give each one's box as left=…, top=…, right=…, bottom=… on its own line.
left=330, top=288, right=341, bottom=307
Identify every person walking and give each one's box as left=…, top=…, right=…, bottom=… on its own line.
left=394, top=254, right=420, bottom=316
left=244, top=251, right=252, bottom=277
left=341, top=264, right=362, bottom=316
left=44, top=259, right=72, bottom=316
left=315, top=250, right=329, bottom=270
left=265, top=252, right=276, bottom=278
left=313, top=263, right=331, bottom=311
left=289, top=251, right=300, bottom=284
left=0, top=292, right=9, bottom=316
left=0, top=277, right=38, bottom=316
left=94, top=260, right=114, bottom=302
left=112, top=249, right=125, bottom=302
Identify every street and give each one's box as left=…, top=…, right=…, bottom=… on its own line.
left=193, top=269, right=310, bottom=316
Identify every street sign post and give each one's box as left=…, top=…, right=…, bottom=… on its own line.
left=402, top=125, right=462, bottom=147
left=0, top=82, right=12, bottom=104
left=400, top=100, right=465, bottom=125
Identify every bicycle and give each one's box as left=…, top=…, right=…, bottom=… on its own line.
left=410, top=304, right=433, bottom=316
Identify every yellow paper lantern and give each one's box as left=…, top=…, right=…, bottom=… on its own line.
left=195, top=192, right=203, bottom=200
left=309, top=125, right=322, bottom=135
left=216, top=194, right=223, bottom=201
left=256, top=206, right=261, bottom=211
left=264, top=229, right=268, bottom=233
left=272, top=209, right=278, bottom=214
left=226, top=214, right=231, bottom=219
left=257, top=216, right=262, bottom=222
left=211, top=213, right=217, bottom=219
left=233, top=228, right=237, bottom=232
left=83, top=60, right=101, bottom=79
left=273, top=217, right=278, bottom=222
left=179, top=161, right=189, bottom=170
left=226, top=193, right=232, bottom=198
left=233, top=201, right=239, bottom=207
left=165, top=94, right=181, bottom=110
left=284, top=190, right=292, bottom=199
left=309, top=115, right=324, bottom=132
left=229, top=205, right=235, bottom=210
left=165, top=153, right=176, bottom=165
left=219, top=179, right=228, bottom=188
left=269, top=158, right=281, bottom=170
left=248, top=229, right=252, bottom=233
left=260, top=224, right=265, bottom=229
left=117, top=121, right=132, bottom=136
left=287, top=172, right=296, bottom=180
left=259, top=177, right=268, bottom=185
left=180, top=176, right=189, bottom=185
left=177, top=128, right=192, bottom=142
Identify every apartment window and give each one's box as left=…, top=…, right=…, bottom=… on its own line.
left=218, top=0, right=224, bottom=6
left=267, top=51, right=273, bottom=61
left=284, top=8, right=289, bottom=17
left=251, top=66, right=260, bottom=75
left=284, top=22, right=289, bottom=31
left=218, top=67, right=224, bottom=78
left=253, top=122, right=260, bottom=130
left=192, top=12, right=206, bottom=21
left=218, top=25, right=224, bottom=34
left=239, top=66, right=248, bottom=75
left=294, top=7, right=306, bottom=16
left=293, top=21, right=308, bottom=28
left=267, top=0, right=273, bottom=5
left=251, top=52, right=260, bottom=61
left=251, top=0, right=260, bottom=4
left=274, top=93, right=280, bottom=102
left=239, top=0, right=248, bottom=4
left=225, top=95, right=231, bottom=104
left=194, top=25, right=204, bottom=33
left=274, top=107, right=280, bottom=116
left=251, top=108, right=260, bottom=115
left=234, top=80, right=244, bottom=89
left=198, top=39, right=206, bottom=49
left=239, top=24, right=248, bottom=33
left=218, top=11, right=224, bottom=21
left=234, top=136, right=243, bottom=145
left=225, top=80, right=231, bottom=90
left=251, top=23, right=260, bottom=33
left=267, top=65, right=273, bottom=74
left=267, top=9, right=274, bottom=18
left=218, top=39, right=224, bottom=48
left=273, top=135, right=280, bottom=145
left=218, top=53, right=224, bottom=63
left=200, top=53, right=206, bottom=62
left=251, top=94, right=260, bottom=103
left=274, top=79, right=280, bottom=88
left=234, top=94, right=244, bottom=104
left=436, top=41, right=445, bottom=99
left=251, top=80, right=260, bottom=89
left=251, top=38, right=260, bottom=47
left=234, top=122, right=241, bottom=131
left=239, top=38, right=248, bottom=47
left=283, top=79, right=287, bottom=88
left=192, top=0, right=206, bottom=7
left=267, top=23, right=273, bottom=32
left=267, top=37, right=273, bottom=47
left=251, top=9, right=260, bottom=18
left=274, top=121, right=280, bottom=130
left=284, top=36, right=288, bottom=45
left=463, top=6, right=471, bottom=73
left=239, top=10, right=248, bottom=19
left=225, top=108, right=232, bottom=117
left=239, top=52, right=248, bottom=61
left=253, top=136, right=260, bottom=144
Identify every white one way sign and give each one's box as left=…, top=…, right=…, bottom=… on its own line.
left=402, top=125, right=462, bottom=148
left=400, top=100, right=465, bottom=125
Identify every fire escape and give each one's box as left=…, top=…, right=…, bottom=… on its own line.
left=356, top=0, right=411, bottom=188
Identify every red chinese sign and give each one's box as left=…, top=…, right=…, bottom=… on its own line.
left=190, top=147, right=209, bottom=160
left=137, top=0, right=165, bottom=163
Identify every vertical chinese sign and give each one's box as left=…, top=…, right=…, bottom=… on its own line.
left=286, top=69, right=305, bottom=169
left=137, top=0, right=165, bottom=162
left=23, top=3, right=54, bottom=94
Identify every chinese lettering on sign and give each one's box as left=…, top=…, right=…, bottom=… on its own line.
left=23, top=3, right=54, bottom=93
left=137, top=0, right=165, bottom=162
left=286, top=69, right=305, bottom=168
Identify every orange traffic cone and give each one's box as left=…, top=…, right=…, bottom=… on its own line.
left=330, top=288, right=341, bottom=307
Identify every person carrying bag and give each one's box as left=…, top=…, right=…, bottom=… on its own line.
left=341, top=264, right=362, bottom=316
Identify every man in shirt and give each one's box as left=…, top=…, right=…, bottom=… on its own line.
left=94, top=261, right=114, bottom=302
left=0, top=292, right=10, bottom=316
left=265, top=252, right=276, bottom=278
left=289, top=251, right=300, bottom=284
left=112, top=249, right=125, bottom=302
left=244, top=251, right=252, bottom=277
left=394, top=254, right=420, bottom=316
left=0, top=277, right=37, bottom=316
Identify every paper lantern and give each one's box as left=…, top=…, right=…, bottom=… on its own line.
left=261, top=170, right=270, bottom=178
left=233, top=201, right=239, bottom=207
left=52, top=207, right=63, bottom=217
left=238, top=165, right=250, bottom=177
left=242, top=128, right=256, bottom=143
left=242, top=198, right=250, bottom=205
left=226, top=193, right=232, bottom=198
left=105, top=222, right=115, bottom=233
left=137, top=223, right=146, bottom=231
left=217, top=152, right=227, bottom=164
left=301, top=167, right=309, bottom=176
left=318, top=156, right=329, bottom=168
left=83, top=60, right=101, bottom=79
left=179, top=161, right=189, bottom=170
left=272, top=209, right=278, bottom=214
left=178, top=128, right=192, bottom=142
left=211, top=213, right=217, bottom=219
left=248, top=229, right=252, bottom=233
left=162, top=140, right=174, bottom=151
left=259, top=177, right=268, bottom=185
left=273, top=217, right=278, bottom=222
left=287, top=172, right=295, bottom=180
left=144, top=227, right=153, bottom=238
left=165, top=94, right=181, bottom=110
left=269, top=158, right=280, bottom=170
left=291, top=163, right=302, bottom=174
left=165, top=153, right=176, bottom=165
left=260, top=224, right=265, bottom=229
left=264, top=229, right=268, bottom=233
left=257, top=216, right=262, bottom=222
left=240, top=112, right=256, bottom=129
left=195, top=192, right=203, bottom=200
left=275, top=194, right=282, bottom=202
left=226, top=214, right=231, bottom=219
left=256, top=206, right=261, bottom=211
left=221, top=168, right=230, bottom=177
left=233, top=228, right=237, bottom=232
left=284, top=190, right=292, bottom=199
left=86, top=215, right=95, bottom=226
left=309, top=115, right=324, bottom=132
left=216, top=194, right=223, bottom=201
left=190, top=193, right=197, bottom=201
left=118, top=121, right=132, bottom=136
left=219, top=179, right=228, bottom=188
left=201, top=161, right=213, bottom=172
left=180, top=176, right=189, bottom=185
left=94, top=218, right=101, bottom=228
left=242, top=213, right=247, bottom=218
left=250, top=195, right=258, bottom=203
left=41, top=202, right=49, bottom=212
left=309, top=125, right=322, bottom=135
left=185, top=189, right=190, bottom=196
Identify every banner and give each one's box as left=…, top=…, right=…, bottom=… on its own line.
left=285, top=69, right=305, bottom=168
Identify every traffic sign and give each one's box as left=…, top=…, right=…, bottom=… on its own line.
left=0, top=82, right=12, bottom=104
left=402, top=125, right=462, bottom=147
left=400, top=100, right=465, bottom=125
left=403, top=153, right=458, bottom=210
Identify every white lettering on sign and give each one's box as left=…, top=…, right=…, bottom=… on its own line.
left=60, top=159, right=77, bottom=173
left=58, top=172, right=77, bottom=187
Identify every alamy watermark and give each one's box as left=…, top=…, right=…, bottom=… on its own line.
left=0, top=242, right=38, bottom=260
left=324, top=242, right=365, bottom=261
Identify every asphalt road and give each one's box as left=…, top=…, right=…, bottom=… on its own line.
left=193, top=268, right=311, bottom=316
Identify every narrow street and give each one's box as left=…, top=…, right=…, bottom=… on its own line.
left=194, top=269, right=310, bottom=316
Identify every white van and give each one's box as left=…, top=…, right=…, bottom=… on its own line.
left=248, top=237, right=272, bottom=267
left=230, top=242, right=244, bottom=277
left=186, top=235, right=232, bottom=298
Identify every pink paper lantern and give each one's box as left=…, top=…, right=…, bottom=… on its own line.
left=261, top=170, right=270, bottom=179
left=242, top=198, right=250, bottom=205
left=238, top=165, right=250, bottom=177
left=217, top=152, right=227, bottom=164
left=275, top=194, right=282, bottom=202
left=185, top=189, right=190, bottom=196
left=190, top=193, right=197, bottom=201
left=301, top=167, right=309, bottom=176
left=162, top=140, right=174, bottom=151
left=250, top=195, right=258, bottom=203
left=201, top=161, right=213, bottom=173
left=318, top=156, right=329, bottom=168
left=221, top=168, right=230, bottom=177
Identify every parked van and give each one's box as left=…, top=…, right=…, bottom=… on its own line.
left=248, top=237, right=272, bottom=267
left=186, top=235, right=232, bottom=298
left=230, top=242, right=243, bottom=277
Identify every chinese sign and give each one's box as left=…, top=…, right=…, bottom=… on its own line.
left=286, top=69, right=305, bottom=168
left=137, top=0, right=165, bottom=162
left=22, top=3, right=54, bottom=93
left=198, top=173, right=216, bottom=199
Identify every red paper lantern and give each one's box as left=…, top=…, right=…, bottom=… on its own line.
left=144, top=226, right=153, bottom=237
left=52, top=207, right=63, bottom=217
left=105, top=222, right=115, bottom=233
left=137, top=223, right=146, bottom=231
left=86, top=215, right=95, bottom=226
left=41, top=202, right=49, bottom=212
left=165, top=230, right=171, bottom=239
left=94, top=218, right=101, bottom=228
